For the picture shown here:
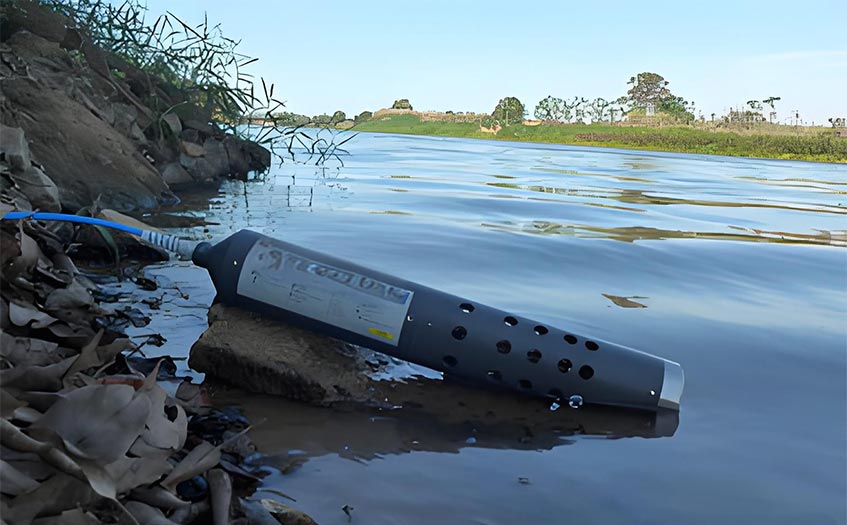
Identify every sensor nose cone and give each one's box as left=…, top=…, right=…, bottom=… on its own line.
left=658, top=360, right=684, bottom=410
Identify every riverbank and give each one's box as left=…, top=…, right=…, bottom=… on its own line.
left=353, top=114, right=847, bottom=163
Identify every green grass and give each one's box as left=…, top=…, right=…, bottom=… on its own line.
left=354, top=115, right=847, bottom=163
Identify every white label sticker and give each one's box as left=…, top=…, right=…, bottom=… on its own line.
left=237, top=238, right=413, bottom=346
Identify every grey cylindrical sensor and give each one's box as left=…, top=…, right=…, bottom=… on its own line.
left=193, top=230, right=684, bottom=412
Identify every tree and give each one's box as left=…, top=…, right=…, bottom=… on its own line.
left=763, top=96, right=781, bottom=123
left=392, top=98, right=413, bottom=110
left=659, top=96, right=695, bottom=122
left=562, top=97, right=587, bottom=123
left=745, top=100, right=764, bottom=123
left=625, top=72, right=695, bottom=122
left=534, top=96, right=564, bottom=121
left=492, top=96, right=526, bottom=126
left=331, top=110, right=346, bottom=123
left=354, top=110, right=373, bottom=123
left=626, top=72, right=673, bottom=108
left=587, top=97, right=612, bottom=122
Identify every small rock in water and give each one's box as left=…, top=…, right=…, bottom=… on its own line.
left=568, top=395, right=583, bottom=409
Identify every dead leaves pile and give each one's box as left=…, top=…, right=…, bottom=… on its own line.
left=0, top=220, right=297, bottom=524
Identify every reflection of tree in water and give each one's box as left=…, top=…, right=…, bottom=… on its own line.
left=483, top=220, right=844, bottom=246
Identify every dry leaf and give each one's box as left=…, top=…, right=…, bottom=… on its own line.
left=174, top=381, right=209, bottom=412
left=0, top=419, right=85, bottom=481
left=0, top=458, right=40, bottom=495
left=0, top=356, right=75, bottom=391
left=62, top=329, right=105, bottom=383
left=13, top=390, right=67, bottom=413
left=259, top=498, right=319, bottom=525
left=168, top=500, right=210, bottom=525
left=601, top=293, right=648, bottom=309
left=0, top=446, right=57, bottom=481
left=208, top=469, right=232, bottom=525
left=47, top=321, right=96, bottom=343
left=1, top=298, right=10, bottom=329
left=50, top=253, right=79, bottom=277
left=8, top=300, right=58, bottom=328
left=3, top=472, right=94, bottom=524
left=45, top=281, right=94, bottom=311
left=5, top=229, right=40, bottom=280
left=129, top=486, right=190, bottom=510
left=35, top=264, right=74, bottom=287
left=124, top=501, right=179, bottom=525
left=0, top=332, right=60, bottom=367
left=12, top=406, right=43, bottom=424
left=239, top=498, right=282, bottom=525
left=77, top=454, right=172, bottom=500
left=29, top=384, right=151, bottom=463
left=160, top=441, right=221, bottom=491
left=31, top=508, right=102, bottom=525
left=1, top=388, right=27, bottom=418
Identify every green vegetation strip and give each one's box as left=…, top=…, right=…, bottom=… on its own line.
left=353, top=115, right=847, bottom=163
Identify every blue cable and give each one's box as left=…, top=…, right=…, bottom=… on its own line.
left=2, top=211, right=144, bottom=236
left=1, top=211, right=196, bottom=257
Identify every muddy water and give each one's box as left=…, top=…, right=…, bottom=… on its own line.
left=156, top=134, right=847, bottom=524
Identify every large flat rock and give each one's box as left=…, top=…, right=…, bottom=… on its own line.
left=189, top=304, right=679, bottom=445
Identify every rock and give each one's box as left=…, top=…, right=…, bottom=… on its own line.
left=182, top=119, right=219, bottom=137
left=242, top=139, right=271, bottom=173
left=179, top=129, right=201, bottom=144
left=190, top=304, right=380, bottom=406
left=112, top=103, right=145, bottom=143
left=222, top=137, right=251, bottom=178
left=162, top=113, right=182, bottom=135
left=9, top=166, right=61, bottom=212
left=161, top=163, right=194, bottom=186
left=1, top=124, right=32, bottom=171
left=202, top=138, right=230, bottom=177
left=180, top=141, right=205, bottom=158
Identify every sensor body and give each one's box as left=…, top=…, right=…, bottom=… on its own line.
left=193, top=230, right=683, bottom=412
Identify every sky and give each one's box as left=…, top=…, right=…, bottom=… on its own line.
left=139, top=0, right=846, bottom=124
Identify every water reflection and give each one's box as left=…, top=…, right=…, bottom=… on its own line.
left=482, top=220, right=846, bottom=245
left=216, top=377, right=678, bottom=467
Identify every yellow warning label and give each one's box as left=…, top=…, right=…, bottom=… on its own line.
left=368, top=328, right=394, bottom=340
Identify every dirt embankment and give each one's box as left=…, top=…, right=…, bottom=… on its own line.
left=1, top=1, right=270, bottom=213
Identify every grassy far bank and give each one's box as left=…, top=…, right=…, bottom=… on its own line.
left=353, top=115, right=847, bottom=163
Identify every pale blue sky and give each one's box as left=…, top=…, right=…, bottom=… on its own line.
left=141, top=0, right=846, bottom=124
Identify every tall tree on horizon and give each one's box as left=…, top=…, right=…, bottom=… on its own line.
left=492, top=97, right=526, bottom=126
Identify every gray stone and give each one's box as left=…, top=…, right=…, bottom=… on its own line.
left=182, top=119, right=218, bottom=136
left=9, top=166, right=60, bottom=212
left=190, top=304, right=374, bottom=406
left=1, top=124, right=32, bottom=171
left=161, top=163, right=194, bottom=186
left=161, top=113, right=182, bottom=136
left=180, top=140, right=205, bottom=158
left=202, top=138, right=230, bottom=178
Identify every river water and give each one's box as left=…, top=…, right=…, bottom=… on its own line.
left=160, top=133, right=846, bottom=524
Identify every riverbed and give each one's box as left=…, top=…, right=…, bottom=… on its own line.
left=153, top=133, right=847, bottom=524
